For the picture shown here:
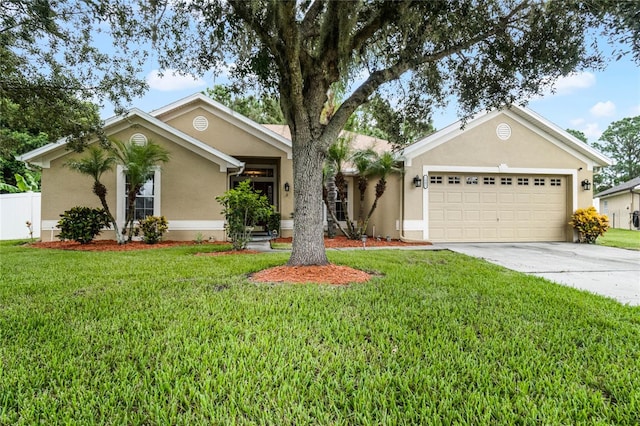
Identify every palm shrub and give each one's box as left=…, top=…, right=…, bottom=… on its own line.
left=216, top=180, right=273, bottom=250
left=57, top=206, right=111, bottom=244
left=110, top=139, right=170, bottom=241
left=324, top=139, right=401, bottom=240
left=138, top=215, right=169, bottom=244
left=65, top=145, right=124, bottom=243
left=569, top=207, right=609, bottom=243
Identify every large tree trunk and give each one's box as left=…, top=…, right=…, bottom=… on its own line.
left=288, top=139, right=329, bottom=266
left=325, top=173, right=337, bottom=238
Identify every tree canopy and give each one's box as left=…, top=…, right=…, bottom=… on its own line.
left=593, top=116, right=640, bottom=191
left=1, top=0, right=149, bottom=152
left=8, top=0, right=638, bottom=265
left=107, top=0, right=637, bottom=265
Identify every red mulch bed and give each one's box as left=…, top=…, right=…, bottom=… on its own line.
left=29, top=240, right=229, bottom=251
left=251, top=264, right=372, bottom=286
left=29, top=236, right=426, bottom=285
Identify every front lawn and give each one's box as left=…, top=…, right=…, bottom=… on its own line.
left=597, top=228, right=640, bottom=250
left=1, top=241, right=638, bottom=424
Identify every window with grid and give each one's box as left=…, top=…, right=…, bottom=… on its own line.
left=517, top=177, right=529, bottom=186
left=550, top=178, right=562, bottom=186
left=448, top=176, right=461, bottom=184
left=534, top=178, right=545, bottom=186
left=430, top=176, right=443, bottom=184
left=126, top=174, right=155, bottom=221
left=501, top=177, right=513, bottom=185
left=466, top=176, right=478, bottom=185
left=483, top=177, right=496, bottom=185
left=335, top=183, right=348, bottom=221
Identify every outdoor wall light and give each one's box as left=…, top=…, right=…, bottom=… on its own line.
left=581, top=179, right=591, bottom=191
left=413, top=175, right=422, bottom=188
left=284, top=182, right=290, bottom=192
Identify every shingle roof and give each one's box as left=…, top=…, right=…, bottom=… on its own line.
left=595, top=177, right=640, bottom=198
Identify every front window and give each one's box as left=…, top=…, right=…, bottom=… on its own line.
left=335, top=183, right=348, bottom=222
left=126, top=174, right=155, bottom=221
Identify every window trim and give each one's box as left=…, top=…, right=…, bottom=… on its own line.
left=116, top=165, right=161, bottom=227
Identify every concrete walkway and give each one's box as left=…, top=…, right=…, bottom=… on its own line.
left=441, top=242, right=640, bottom=306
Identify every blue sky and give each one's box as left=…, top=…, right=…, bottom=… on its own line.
left=104, top=46, right=639, bottom=144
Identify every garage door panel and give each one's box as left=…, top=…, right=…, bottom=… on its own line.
left=464, top=193, right=480, bottom=203
left=499, top=193, right=515, bottom=204
left=430, top=192, right=445, bottom=203
left=464, top=210, right=480, bottom=221
left=428, top=174, right=567, bottom=242
left=481, top=193, right=498, bottom=203
left=446, top=192, right=463, bottom=203
left=446, top=210, right=463, bottom=221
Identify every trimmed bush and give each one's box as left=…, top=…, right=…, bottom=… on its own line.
left=138, top=215, right=169, bottom=244
left=57, top=206, right=111, bottom=244
left=569, top=206, right=609, bottom=243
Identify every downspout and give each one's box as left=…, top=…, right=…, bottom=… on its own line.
left=233, top=163, right=246, bottom=177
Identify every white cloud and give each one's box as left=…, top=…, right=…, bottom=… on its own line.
left=569, top=118, right=585, bottom=127
left=589, top=101, right=616, bottom=117
left=582, top=122, right=603, bottom=140
left=146, top=69, right=206, bottom=91
left=530, top=71, right=596, bottom=100
left=552, top=72, right=596, bottom=95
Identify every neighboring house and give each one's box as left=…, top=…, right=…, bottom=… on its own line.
left=19, top=93, right=611, bottom=243
left=595, top=177, right=640, bottom=230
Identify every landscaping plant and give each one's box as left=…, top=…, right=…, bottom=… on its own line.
left=569, top=206, right=609, bottom=243
left=137, top=215, right=169, bottom=244
left=56, top=206, right=111, bottom=244
left=216, top=180, right=273, bottom=250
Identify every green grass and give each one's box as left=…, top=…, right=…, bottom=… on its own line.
left=1, top=240, right=639, bottom=424
left=270, top=241, right=292, bottom=250
left=597, top=228, right=640, bottom=250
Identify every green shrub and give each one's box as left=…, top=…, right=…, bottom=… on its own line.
left=569, top=206, right=609, bottom=243
left=57, top=206, right=111, bottom=244
left=216, top=180, right=273, bottom=250
left=138, top=215, right=169, bottom=244
left=267, top=211, right=281, bottom=237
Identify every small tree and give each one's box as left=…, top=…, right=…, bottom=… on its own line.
left=216, top=180, right=274, bottom=250
left=110, top=139, right=170, bottom=241
left=569, top=207, right=609, bottom=244
left=65, top=145, right=124, bottom=243
left=324, top=140, right=401, bottom=240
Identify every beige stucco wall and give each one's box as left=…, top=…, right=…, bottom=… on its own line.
left=360, top=174, right=402, bottom=239
left=39, top=104, right=296, bottom=242
left=164, top=106, right=295, bottom=228
left=397, top=114, right=597, bottom=242
left=600, top=192, right=640, bottom=229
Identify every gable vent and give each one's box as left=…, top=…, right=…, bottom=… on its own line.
left=129, top=133, right=148, bottom=145
left=496, top=123, right=512, bottom=140
left=193, top=115, right=209, bottom=131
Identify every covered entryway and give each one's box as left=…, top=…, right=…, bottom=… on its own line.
left=428, top=173, right=568, bottom=242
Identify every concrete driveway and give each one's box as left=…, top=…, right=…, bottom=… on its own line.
left=441, top=242, right=640, bottom=306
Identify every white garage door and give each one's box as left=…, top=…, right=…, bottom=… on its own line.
left=428, top=174, right=568, bottom=242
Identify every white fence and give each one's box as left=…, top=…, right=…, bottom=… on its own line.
left=0, top=192, right=41, bottom=240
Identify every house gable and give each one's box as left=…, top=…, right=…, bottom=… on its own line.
left=402, top=106, right=612, bottom=171
left=150, top=93, right=293, bottom=159
left=18, top=109, right=244, bottom=172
